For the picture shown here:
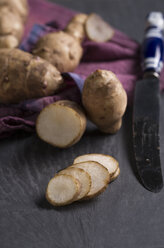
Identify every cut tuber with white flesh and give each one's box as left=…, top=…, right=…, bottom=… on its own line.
left=46, top=153, right=120, bottom=206
left=46, top=174, right=80, bottom=206
left=72, top=161, right=110, bottom=199
left=85, top=13, right=114, bottom=42
left=111, top=167, right=120, bottom=182
left=73, top=153, right=119, bottom=177
left=36, top=100, right=87, bottom=148
left=58, top=167, right=91, bottom=200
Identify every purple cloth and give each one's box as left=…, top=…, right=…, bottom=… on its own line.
left=0, top=0, right=163, bottom=138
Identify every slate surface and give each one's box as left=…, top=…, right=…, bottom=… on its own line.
left=1, top=0, right=164, bottom=247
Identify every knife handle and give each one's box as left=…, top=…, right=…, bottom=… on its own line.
left=143, top=12, right=164, bottom=78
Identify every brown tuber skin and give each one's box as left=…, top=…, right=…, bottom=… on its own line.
left=33, top=31, right=83, bottom=73
left=32, top=13, right=88, bottom=73
left=0, top=0, right=28, bottom=23
left=82, top=70, right=127, bottom=134
left=65, top=13, right=88, bottom=43
left=0, top=49, right=63, bottom=104
left=0, top=0, right=28, bottom=48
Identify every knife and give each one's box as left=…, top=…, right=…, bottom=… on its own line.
left=133, top=12, right=164, bottom=192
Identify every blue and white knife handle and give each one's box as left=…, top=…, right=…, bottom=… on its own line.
left=143, top=12, right=164, bottom=78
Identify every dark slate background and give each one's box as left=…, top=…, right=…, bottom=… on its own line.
left=1, top=0, right=164, bottom=247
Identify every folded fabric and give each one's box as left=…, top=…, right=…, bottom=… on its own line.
left=0, top=0, right=163, bottom=138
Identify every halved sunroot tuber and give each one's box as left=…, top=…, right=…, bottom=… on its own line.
left=0, top=0, right=28, bottom=48
left=0, top=49, right=63, bottom=104
left=82, top=70, right=127, bottom=133
left=72, top=161, right=110, bottom=199
left=85, top=13, right=114, bottom=42
left=58, top=167, right=91, bottom=200
left=46, top=174, right=80, bottom=206
left=32, top=13, right=87, bottom=73
left=74, top=153, right=118, bottom=177
left=36, top=100, right=87, bottom=148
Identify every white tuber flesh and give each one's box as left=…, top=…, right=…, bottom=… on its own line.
left=45, top=154, right=120, bottom=206
left=72, top=161, right=110, bottom=199
left=36, top=100, right=87, bottom=148
left=46, top=174, right=80, bottom=206
left=58, top=167, right=91, bottom=200
left=74, top=153, right=119, bottom=177
left=85, top=13, right=114, bottom=42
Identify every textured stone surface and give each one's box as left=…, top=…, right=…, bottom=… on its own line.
left=1, top=0, right=164, bottom=247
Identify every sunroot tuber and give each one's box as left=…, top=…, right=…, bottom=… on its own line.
left=32, top=13, right=87, bottom=73
left=0, top=0, right=28, bottom=48
left=82, top=70, right=127, bottom=133
left=0, top=49, right=63, bottom=104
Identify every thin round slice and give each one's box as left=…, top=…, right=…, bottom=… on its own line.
left=111, top=167, right=120, bottom=182
left=72, top=161, right=110, bottom=199
left=46, top=174, right=80, bottom=206
left=85, top=13, right=114, bottom=42
left=74, top=154, right=118, bottom=177
left=36, top=100, right=87, bottom=148
left=58, top=167, right=91, bottom=200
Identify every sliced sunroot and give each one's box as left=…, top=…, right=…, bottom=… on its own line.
left=36, top=100, right=87, bottom=148
left=85, top=13, right=114, bottom=42
left=58, top=167, right=91, bottom=200
left=72, top=161, right=110, bottom=199
left=74, top=153, right=118, bottom=177
left=111, top=167, right=120, bottom=182
left=46, top=155, right=120, bottom=206
left=46, top=174, right=80, bottom=206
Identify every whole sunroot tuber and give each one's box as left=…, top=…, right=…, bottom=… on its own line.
left=32, top=13, right=87, bottom=73
left=0, top=0, right=28, bottom=22
left=65, top=13, right=88, bottom=43
left=82, top=70, right=127, bottom=134
left=32, top=31, right=83, bottom=73
left=0, top=49, right=63, bottom=104
left=0, top=0, right=28, bottom=48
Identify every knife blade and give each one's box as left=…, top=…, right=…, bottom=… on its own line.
left=133, top=12, right=164, bottom=192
